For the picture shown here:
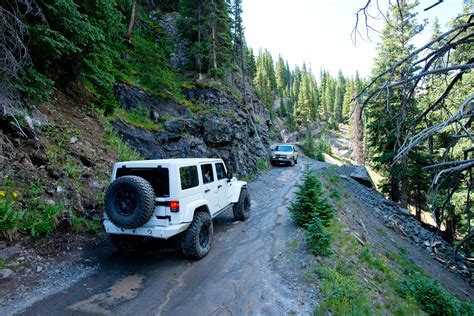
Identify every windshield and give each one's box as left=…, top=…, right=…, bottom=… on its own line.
left=274, top=145, right=293, bottom=152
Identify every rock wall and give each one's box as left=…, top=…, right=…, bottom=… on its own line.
left=113, top=83, right=270, bottom=176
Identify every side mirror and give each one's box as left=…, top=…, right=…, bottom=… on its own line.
left=227, top=172, right=233, bottom=182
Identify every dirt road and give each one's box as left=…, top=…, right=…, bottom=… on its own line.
left=17, top=158, right=319, bottom=315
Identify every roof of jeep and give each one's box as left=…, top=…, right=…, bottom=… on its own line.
left=114, top=158, right=223, bottom=168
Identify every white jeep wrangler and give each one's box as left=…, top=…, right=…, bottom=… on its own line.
left=103, top=158, right=250, bottom=259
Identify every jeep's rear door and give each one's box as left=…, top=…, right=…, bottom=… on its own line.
left=200, top=163, right=219, bottom=214
left=215, top=162, right=231, bottom=209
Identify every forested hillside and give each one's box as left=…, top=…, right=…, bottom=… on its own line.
left=0, top=0, right=270, bottom=241
left=0, top=0, right=472, bottom=260
left=244, top=2, right=473, bottom=255
left=0, top=0, right=473, bottom=314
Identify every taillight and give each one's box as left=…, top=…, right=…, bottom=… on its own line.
left=169, top=201, right=180, bottom=212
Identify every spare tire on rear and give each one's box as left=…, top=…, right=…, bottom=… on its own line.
left=105, top=175, right=155, bottom=229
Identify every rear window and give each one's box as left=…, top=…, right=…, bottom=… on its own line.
left=180, top=166, right=199, bottom=190
left=116, top=167, right=169, bottom=197
left=275, top=145, right=293, bottom=152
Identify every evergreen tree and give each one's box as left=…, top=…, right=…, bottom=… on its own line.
left=334, top=70, right=346, bottom=123
left=285, top=60, right=292, bottom=92
left=230, top=0, right=245, bottom=72
left=342, top=78, right=355, bottom=122
left=294, top=72, right=312, bottom=125
left=324, top=77, right=336, bottom=115
left=245, top=47, right=256, bottom=82
left=319, top=68, right=328, bottom=111
left=275, top=55, right=287, bottom=96
left=366, top=0, right=423, bottom=206
left=179, top=0, right=232, bottom=78
left=254, top=49, right=276, bottom=117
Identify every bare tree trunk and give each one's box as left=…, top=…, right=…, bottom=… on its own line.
left=390, top=165, right=400, bottom=203
left=400, top=155, right=409, bottom=208
left=353, top=97, right=364, bottom=164
left=210, top=0, right=218, bottom=77
left=124, top=0, right=137, bottom=44
left=445, top=218, right=455, bottom=244
left=197, top=4, right=202, bottom=80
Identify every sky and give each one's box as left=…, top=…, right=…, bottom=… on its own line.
left=242, top=0, right=467, bottom=77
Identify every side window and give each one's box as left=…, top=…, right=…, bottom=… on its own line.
left=201, top=164, right=214, bottom=184
left=215, top=163, right=226, bottom=180
left=180, top=166, right=199, bottom=190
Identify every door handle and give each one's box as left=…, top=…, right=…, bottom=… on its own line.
left=205, top=189, right=210, bottom=193
left=218, top=185, right=222, bottom=188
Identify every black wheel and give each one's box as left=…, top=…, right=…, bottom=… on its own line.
left=295, top=157, right=298, bottom=164
left=270, top=161, right=276, bottom=166
left=290, top=158, right=295, bottom=166
left=105, top=175, right=155, bottom=229
left=109, top=234, right=145, bottom=254
left=181, top=212, right=213, bottom=260
left=233, top=189, right=250, bottom=221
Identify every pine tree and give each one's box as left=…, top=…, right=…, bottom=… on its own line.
left=275, top=55, right=287, bottom=96
left=254, top=49, right=276, bottom=117
left=245, top=47, right=256, bottom=82
left=230, top=0, right=245, bottom=72
left=367, top=0, right=423, bottom=206
left=324, top=77, right=336, bottom=115
left=294, top=72, right=312, bottom=125
left=179, top=0, right=232, bottom=78
left=334, top=70, right=346, bottom=123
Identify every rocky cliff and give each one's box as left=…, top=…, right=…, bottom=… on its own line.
left=113, top=82, right=270, bottom=176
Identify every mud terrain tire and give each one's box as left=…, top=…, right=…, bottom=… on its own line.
left=181, top=212, right=213, bottom=260
left=105, top=175, right=155, bottom=229
left=233, top=189, right=250, bottom=221
left=110, top=234, right=145, bottom=254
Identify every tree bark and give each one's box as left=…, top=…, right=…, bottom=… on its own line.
left=210, top=0, right=218, bottom=77
left=400, top=155, right=409, bottom=208
left=124, top=0, right=137, bottom=45
left=197, top=4, right=202, bottom=80
left=390, top=166, right=400, bottom=203
left=353, top=97, right=364, bottom=164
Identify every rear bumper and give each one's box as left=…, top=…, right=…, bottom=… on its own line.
left=103, top=220, right=190, bottom=239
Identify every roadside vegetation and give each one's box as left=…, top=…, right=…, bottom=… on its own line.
left=301, top=131, right=331, bottom=162
left=292, top=169, right=474, bottom=315
left=289, top=168, right=335, bottom=255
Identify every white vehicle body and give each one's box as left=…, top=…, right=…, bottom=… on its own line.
left=103, top=158, right=247, bottom=239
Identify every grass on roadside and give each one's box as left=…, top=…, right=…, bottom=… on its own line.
left=307, top=173, right=474, bottom=315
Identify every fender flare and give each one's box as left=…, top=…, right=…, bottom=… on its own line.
left=183, top=199, right=210, bottom=222
left=230, top=180, right=247, bottom=203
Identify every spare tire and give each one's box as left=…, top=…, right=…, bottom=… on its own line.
left=105, top=175, right=155, bottom=229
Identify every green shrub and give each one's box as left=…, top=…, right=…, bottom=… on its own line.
left=71, top=213, right=101, bottom=234
left=314, top=266, right=371, bottom=315
left=289, top=169, right=335, bottom=256
left=398, top=275, right=474, bottom=316
left=0, top=187, right=23, bottom=240
left=302, top=132, right=324, bottom=161
left=100, top=113, right=141, bottom=161
left=23, top=201, right=64, bottom=239
left=359, top=247, right=391, bottom=273
left=115, top=108, right=161, bottom=132
left=289, top=170, right=334, bottom=227
left=305, top=217, right=332, bottom=256
left=256, top=159, right=270, bottom=171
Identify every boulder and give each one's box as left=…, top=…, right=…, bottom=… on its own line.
left=349, top=165, right=375, bottom=189
left=0, top=268, right=14, bottom=280
left=164, top=120, right=185, bottom=133
left=0, top=245, right=22, bottom=260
